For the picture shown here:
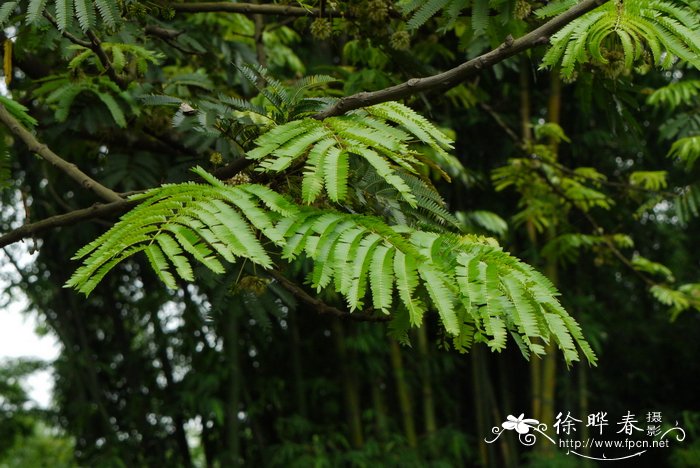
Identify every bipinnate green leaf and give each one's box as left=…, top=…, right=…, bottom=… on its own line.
left=65, top=117, right=594, bottom=366
left=248, top=101, right=454, bottom=206
left=66, top=167, right=290, bottom=295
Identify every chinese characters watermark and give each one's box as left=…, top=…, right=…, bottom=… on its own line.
left=485, top=410, right=686, bottom=461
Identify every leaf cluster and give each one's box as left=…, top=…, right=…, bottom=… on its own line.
left=0, top=0, right=121, bottom=31
left=540, top=0, right=700, bottom=78
left=66, top=168, right=596, bottom=366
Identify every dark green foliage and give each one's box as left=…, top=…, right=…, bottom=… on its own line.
left=541, top=0, right=700, bottom=77
left=2, top=0, right=700, bottom=466
left=0, top=0, right=120, bottom=30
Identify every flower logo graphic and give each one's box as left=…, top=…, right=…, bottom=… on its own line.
left=485, top=413, right=551, bottom=446
left=502, top=414, right=540, bottom=434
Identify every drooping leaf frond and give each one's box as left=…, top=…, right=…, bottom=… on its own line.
left=74, top=0, right=96, bottom=31
left=0, top=2, right=18, bottom=27
left=65, top=167, right=297, bottom=295
left=65, top=171, right=596, bottom=366
left=32, top=73, right=140, bottom=127
left=234, top=64, right=338, bottom=121
left=352, top=164, right=462, bottom=230
left=668, top=136, right=700, bottom=170
left=406, top=0, right=451, bottom=30
left=534, top=0, right=578, bottom=19
left=647, top=79, right=700, bottom=109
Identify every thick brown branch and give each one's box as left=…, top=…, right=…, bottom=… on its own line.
left=0, top=200, right=136, bottom=249
left=171, top=2, right=345, bottom=17
left=268, top=270, right=390, bottom=322
left=144, top=25, right=184, bottom=40
left=212, top=157, right=256, bottom=180
left=0, top=104, right=123, bottom=203
left=315, top=0, right=609, bottom=119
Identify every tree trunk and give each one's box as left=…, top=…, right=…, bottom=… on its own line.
left=416, top=325, right=437, bottom=436
left=331, top=318, right=364, bottom=448
left=150, top=310, right=193, bottom=467
left=537, top=71, right=563, bottom=453
left=288, top=307, right=308, bottom=419
left=223, top=301, right=241, bottom=466
left=389, top=338, right=417, bottom=447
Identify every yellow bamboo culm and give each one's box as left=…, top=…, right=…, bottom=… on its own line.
left=3, top=39, right=11, bottom=86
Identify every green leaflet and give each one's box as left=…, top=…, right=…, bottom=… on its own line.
left=0, top=3, right=18, bottom=27
left=145, top=243, right=177, bottom=290
left=406, top=0, right=451, bottom=29
left=74, top=0, right=95, bottom=31
left=55, top=0, right=73, bottom=30
left=346, top=233, right=384, bottom=310
left=302, top=137, right=333, bottom=204
left=26, top=0, right=49, bottom=25
left=419, top=264, right=458, bottom=335
left=93, top=91, right=126, bottom=127
left=369, top=245, right=394, bottom=313
left=10, top=0, right=120, bottom=29
left=669, top=136, right=700, bottom=170
left=324, top=146, right=349, bottom=202
left=393, top=250, right=426, bottom=326
left=94, top=0, right=118, bottom=28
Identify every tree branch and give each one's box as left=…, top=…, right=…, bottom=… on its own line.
left=43, top=12, right=92, bottom=47
left=44, top=11, right=126, bottom=88
left=0, top=200, right=136, bottom=249
left=0, top=104, right=124, bottom=203
left=144, top=25, right=184, bottom=40
left=534, top=166, right=656, bottom=287
left=171, top=2, right=345, bottom=17
left=84, top=29, right=128, bottom=89
left=315, top=0, right=609, bottom=119
left=268, top=270, right=390, bottom=322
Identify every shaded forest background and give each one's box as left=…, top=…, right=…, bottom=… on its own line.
left=1, top=0, right=699, bottom=466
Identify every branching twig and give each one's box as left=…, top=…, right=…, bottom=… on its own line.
left=0, top=199, right=136, bottom=249
left=84, top=29, right=127, bottom=88
left=315, top=0, right=609, bottom=119
left=144, top=25, right=183, bottom=40
left=0, top=104, right=123, bottom=203
left=268, top=270, right=390, bottom=322
left=171, top=2, right=345, bottom=17
left=480, top=102, right=521, bottom=144
left=44, top=11, right=126, bottom=88
left=535, top=167, right=655, bottom=287
left=481, top=101, right=675, bottom=198
left=43, top=12, right=91, bottom=47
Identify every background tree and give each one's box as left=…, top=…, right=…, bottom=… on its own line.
left=1, top=0, right=699, bottom=466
